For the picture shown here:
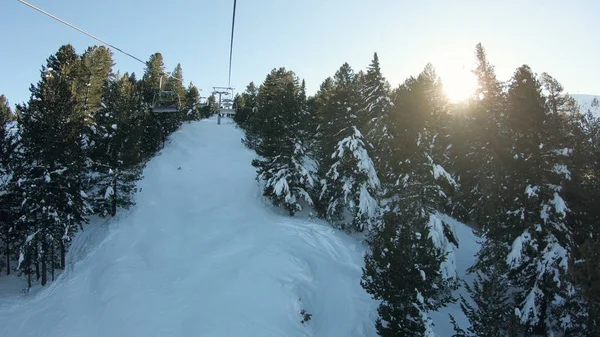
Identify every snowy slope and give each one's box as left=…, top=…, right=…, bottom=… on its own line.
left=573, top=94, right=600, bottom=117
left=0, top=116, right=481, bottom=336
left=0, top=117, right=378, bottom=337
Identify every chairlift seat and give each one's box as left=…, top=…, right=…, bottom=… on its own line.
left=151, top=90, right=181, bottom=113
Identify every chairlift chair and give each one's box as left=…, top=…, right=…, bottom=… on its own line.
left=151, top=90, right=181, bottom=113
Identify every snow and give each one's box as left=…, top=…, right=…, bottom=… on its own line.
left=507, top=230, right=532, bottom=268
left=572, top=94, right=600, bottom=117
left=0, top=117, right=378, bottom=337
left=0, top=117, right=483, bottom=337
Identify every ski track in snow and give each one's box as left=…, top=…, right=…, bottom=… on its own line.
left=0, top=117, right=379, bottom=337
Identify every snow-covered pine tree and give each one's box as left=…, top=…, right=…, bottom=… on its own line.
left=471, top=66, right=575, bottom=335
left=251, top=68, right=314, bottom=215
left=360, top=53, right=392, bottom=190
left=362, top=210, right=453, bottom=336
left=88, top=73, right=145, bottom=217
left=559, top=83, right=600, bottom=335
left=184, top=82, right=201, bottom=121
left=362, top=65, right=459, bottom=336
left=16, top=45, right=91, bottom=286
left=313, top=63, right=380, bottom=232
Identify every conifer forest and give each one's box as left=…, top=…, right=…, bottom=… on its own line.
left=2, top=41, right=600, bottom=336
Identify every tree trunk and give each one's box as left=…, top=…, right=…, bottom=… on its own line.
left=27, top=265, right=31, bottom=290
left=35, top=244, right=40, bottom=281
left=51, top=240, right=55, bottom=281
left=41, top=240, right=47, bottom=286
left=111, top=177, right=118, bottom=217
left=5, top=238, right=9, bottom=276
left=60, top=241, right=66, bottom=269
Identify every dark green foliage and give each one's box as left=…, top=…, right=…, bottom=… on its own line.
left=238, top=82, right=261, bottom=148
left=88, top=74, right=145, bottom=217
left=362, top=210, right=454, bottom=336
left=184, top=83, right=201, bottom=121
left=0, top=94, right=18, bottom=275
left=313, top=63, right=381, bottom=231
left=250, top=68, right=314, bottom=215
left=16, top=44, right=90, bottom=286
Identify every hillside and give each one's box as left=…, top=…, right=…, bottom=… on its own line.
left=0, top=117, right=480, bottom=337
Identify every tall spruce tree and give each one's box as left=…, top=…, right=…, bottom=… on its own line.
left=454, top=43, right=508, bottom=226
left=88, top=73, right=145, bottom=217
left=361, top=53, right=392, bottom=188
left=314, top=63, right=380, bottom=231
left=467, top=66, right=575, bottom=335
left=16, top=44, right=90, bottom=286
left=184, top=82, right=201, bottom=121
left=250, top=68, right=314, bottom=215
left=362, top=65, right=459, bottom=336
left=0, top=94, right=18, bottom=275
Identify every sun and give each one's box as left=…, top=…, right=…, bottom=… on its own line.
left=442, top=67, right=478, bottom=103
left=431, top=46, right=479, bottom=103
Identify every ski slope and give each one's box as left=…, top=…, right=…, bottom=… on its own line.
left=0, top=116, right=480, bottom=336
left=0, top=117, right=379, bottom=337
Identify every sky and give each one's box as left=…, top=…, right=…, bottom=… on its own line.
left=1, top=0, right=598, bottom=107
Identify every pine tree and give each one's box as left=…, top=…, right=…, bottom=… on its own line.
left=454, top=43, right=508, bottom=226
left=140, top=53, right=168, bottom=153
left=362, top=210, right=454, bottom=336
left=88, top=73, right=145, bottom=217
left=0, top=94, right=18, bottom=275
left=250, top=68, right=314, bottom=215
left=563, top=94, right=600, bottom=335
left=184, top=82, right=201, bottom=121
left=468, top=66, right=575, bottom=335
left=239, top=82, right=262, bottom=148
left=314, top=63, right=380, bottom=231
left=362, top=65, right=459, bottom=336
left=361, top=53, right=392, bottom=187
left=16, top=44, right=91, bottom=286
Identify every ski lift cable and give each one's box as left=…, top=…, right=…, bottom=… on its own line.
left=18, top=0, right=184, bottom=85
left=227, top=0, right=237, bottom=88
left=18, top=0, right=147, bottom=65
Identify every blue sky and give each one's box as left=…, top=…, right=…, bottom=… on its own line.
left=2, top=0, right=598, bottom=107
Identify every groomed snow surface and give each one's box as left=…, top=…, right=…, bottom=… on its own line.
left=0, top=117, right=479, bottom=336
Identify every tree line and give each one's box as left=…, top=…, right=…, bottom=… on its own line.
left=234, top=43, right=600, bottom=336
left=0, top=44, right=209, bottom=289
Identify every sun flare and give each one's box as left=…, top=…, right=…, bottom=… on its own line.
left=432, top=46, right=479, bottom=103
left=442, top=68, right=478, bottom=103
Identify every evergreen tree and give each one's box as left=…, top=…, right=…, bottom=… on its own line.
left=88, top=73, right=145, bottom=217
left=250, top=68, right=314, bottom=215
left=184, top=82, right=201, bottom=121
left=563, top=94, right=600, bottom=335
left=453, top=43, right=508, bottom=226
left=16, top=44, right=90, bottom=286
left=0, top=94, right=18, bottom=275
left=76, top=46, right=115, bottom=125
left=314, top=63, right=380, bottom=231
left=362, top=65, right=459, bottom=336
left=240, top=82, right=262, bottom=149
left=467, top=66, right=575, bottom=335
left=361, top=53, right=392, bottom=187
left=140, top=53, right=168, bottom=153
